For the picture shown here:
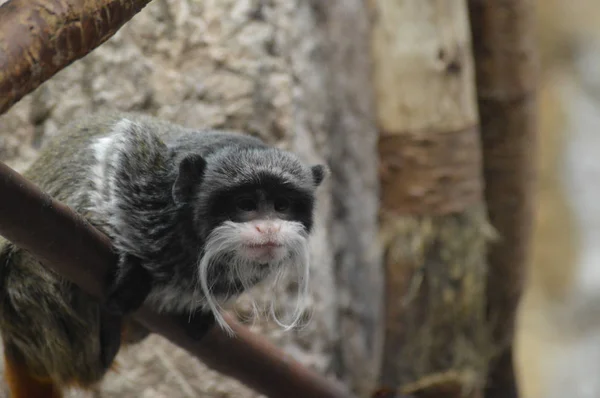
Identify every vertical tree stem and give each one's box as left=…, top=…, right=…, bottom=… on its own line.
left=467, top=1, right=539, bottom=397
left=371, top=1, right=491, bottom=396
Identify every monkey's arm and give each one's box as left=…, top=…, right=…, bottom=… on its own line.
left=178, top=310, right=216, bottom=340
left=105, top=257, right=215, bottom=341
left=94, top=124, right=168, bottom=315
left=104, top=254, right=153, bottom=316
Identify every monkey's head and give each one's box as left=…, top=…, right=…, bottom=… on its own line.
left=171, top=144, right=328, bottom=332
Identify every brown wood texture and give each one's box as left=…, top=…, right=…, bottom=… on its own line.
left=379, top=126, right=482, bottom=215
left=0, top=0, right=153, bottom=114
left=468, top=1, right=538, bottom=397
left=371, top=1, right=490, bottom=397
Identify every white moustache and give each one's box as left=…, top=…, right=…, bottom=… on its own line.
left=198, top=220, right=310, bottom=335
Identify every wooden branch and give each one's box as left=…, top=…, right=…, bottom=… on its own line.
left=0, top=159, right=353, bottom=398
left=371, top=1, right=490, bottom=397
left=467, top=2, right=538, bottom=398
left=0, top=0, right=153, bottom=114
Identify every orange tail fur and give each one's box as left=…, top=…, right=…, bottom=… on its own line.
left=3, top=352, right=62, bottom=398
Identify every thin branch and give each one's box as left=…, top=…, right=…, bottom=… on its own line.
left=467, top=1, right=538, bottom=398
left=0, top=160, right=353, bottom=398
left=0, top=0, right=153, bottom=114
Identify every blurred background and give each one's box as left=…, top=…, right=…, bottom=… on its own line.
left=517, top=1, right=600, bottom=397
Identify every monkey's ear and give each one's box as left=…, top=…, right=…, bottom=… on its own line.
left=311, top=164, right=328, bottom=187
left=172, top=154, right=207, bottom=205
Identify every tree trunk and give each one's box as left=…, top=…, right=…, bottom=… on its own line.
left=370, top=1, right=491, bottom=397
left=467, top=2, right=538, bottom=398
left=321, top=1, right=385, bottom=395
left=0, top=0, right=382, bottom=396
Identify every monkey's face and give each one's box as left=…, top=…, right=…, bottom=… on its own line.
left=196, top=175, right=319, bottom=332
left=199, top=179, right=314, bottom=277
left=219, top=187, right=314, bottom=263
left=177, top=146, right=328, bottom=332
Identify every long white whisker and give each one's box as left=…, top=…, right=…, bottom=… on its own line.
left=195, top=220, right=312, bottom=336
left=269, top=231, right=311, bottom=331
left=233, top=260, right=260, bottom=325
left=199, top=248, right=233, bottom=335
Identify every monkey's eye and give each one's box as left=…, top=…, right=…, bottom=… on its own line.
left=274, top=196, right=291, bottom=212
left=235, top=196, right=258, bottom=212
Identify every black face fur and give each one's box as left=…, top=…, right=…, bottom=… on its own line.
left=204, top=173, right=316, bottom=234
left=171, top=149, right=327, bottom=243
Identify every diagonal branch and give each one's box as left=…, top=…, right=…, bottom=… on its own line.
left=0, top=0, right=153, bottom=114
left=0, top=160, right=353, bottom=398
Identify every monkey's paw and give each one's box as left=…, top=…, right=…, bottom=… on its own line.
left=177, top=311, right=216, bottom=341
left=104, top=254, right=153, bottom=316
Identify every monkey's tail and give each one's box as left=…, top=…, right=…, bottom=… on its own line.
left=3, top=341, right=63, bottom=398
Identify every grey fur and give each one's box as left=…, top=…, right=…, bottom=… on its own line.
left=0, top=111, right=326, bottom=388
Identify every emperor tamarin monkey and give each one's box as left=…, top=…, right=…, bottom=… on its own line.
left=0, top=112, right=327, bottom=397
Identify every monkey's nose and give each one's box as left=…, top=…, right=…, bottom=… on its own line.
left=255, top=222, right=280, bottom=234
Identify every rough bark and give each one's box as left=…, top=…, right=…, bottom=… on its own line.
left=0, top=0, right=382, bottom=396
left=322, top=1, right=384, bottom=395
left=370, top=1, right=491, bottom=397
left=467, top=2, right=538, bottom=398
left=0, top=0, right=153, bottom=114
